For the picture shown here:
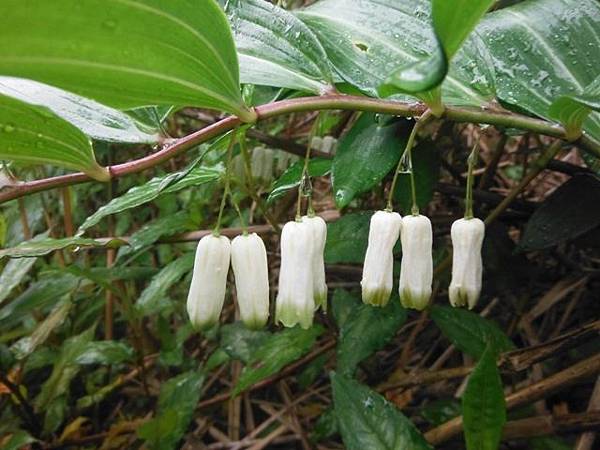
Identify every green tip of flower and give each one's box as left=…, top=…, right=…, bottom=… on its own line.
left=314, top=291, right=328, bottom=312
left=399, top=289, right=430, bottom=311
left=362, top=288, right=391, bottom=307
left=276, top=304, right=314, bottom=330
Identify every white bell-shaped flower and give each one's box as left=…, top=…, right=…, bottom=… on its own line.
left=449, top=218, right=485, bottom=309
left=276, top=220, right=315, bottom=329
left=187, top=234, right=231, bottom=330
left=399, top=214, right=433, bottom=311
left=361, top=210, right=402, bottom=306
left=302, top=215, right=328, bottom=311
left=231, top=233, right=270, bottom=329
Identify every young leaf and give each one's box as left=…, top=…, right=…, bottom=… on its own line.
left=0, top=257, right=37, bottom=305
left=0, top=0, right=254, bottom=122
left=462, top=345, right=506, bottom=450
left=0, top=76, right=158, bottom=143
left=519, top=174, right=600, bottom=251
left=331, top=372, right=432, bottom=450
left=138, top=370, right=204, bottom=450
left=332, top=114, right=407, bottom=209
left=227, top=0, right=334, bottom=94
left=0, top=94, right=108, bottom=180
left=337, top=293, right=407, bottom=376
left=267, top=158, right=331, bottom=204
left=430, top=305, right=514, bottom=359
left=0, top=237, right=125, bottom=259
left=549, top=76, right=600, bottom=141
left=77, top=164, right=223, bottom=235
left=233, top=325, right=323, bottom=396
left=74, top=341, right=135, bottom=365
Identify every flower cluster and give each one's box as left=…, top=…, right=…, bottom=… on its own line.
left=361, top=211, right=485, bottom=310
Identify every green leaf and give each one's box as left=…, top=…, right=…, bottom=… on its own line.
left=324, top=211, right=371, bottom=264
left=479, top=0, right=600, bottom=142
left=519, top=174, right=600, bottom=251
left=0, top=0, right=254, bottom=122
left=337, top=295, right=407, bottom=376
left=0, top=236, right=125, bottom=259
left=77, top=164, right=223, bottom=235
left=298, top=0, right=496, bottom=107
left=11, top=299, right=72, bottom=360
left=234, top=325, right=323, bottom=396
left=549, top=76, right=600, bottom=140
left=393, top=140, right=441, bottom=213
left=1, top=430, right=37, bottom=450
left=331, top=372, right=432, bottom=450
left=421, top=399, right=462, bottom=426
left=138, top=370, right=204, bottom=450
left=220, top=322, right=271, bottom=364
left=0, top=76, right=158, bottom=143
left=462, top=345, right=506, bottom=450
left=74, top=341, right=135, bottom=365
left=267, top=158, right=331, bottom=204
left=333, top=114, right=406, bottom=208
left=311, top=407, right=339, bottom=443
left=0, top=256, right=37, bottom=304
left=431, top=305, right=514, bottom=359
left=227, top=0, right=333, bottom=94
left=136, top=252, right=195, bottom=316
left=331, top=288, right=360, bottom=329
left=0, top=94, right=108, bottom=180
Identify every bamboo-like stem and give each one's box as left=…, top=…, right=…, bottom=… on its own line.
left=296, top=114, right=320, bottom=220
left=1, top=95, right=597, bottom=205
left=61, top=187, right=74, bottom=237
left=214, top=130, right=238, bottom=234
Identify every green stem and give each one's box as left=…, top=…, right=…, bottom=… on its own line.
left=214, top=129, right=238, bottom=234
left=387, top=110, right=433, bottom=213
left=296, top=113, right=321, bottom=220
left=464, top=139, right=480, bottom=220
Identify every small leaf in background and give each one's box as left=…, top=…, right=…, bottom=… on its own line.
left=462, top=345, right=506, bottom=450
left=549, top=76, right=600, bottom=140
left=311, top=407, right=339, bottom=443
left=126, top=105, right=175, bottom=130
left=234, top=325, right=323, bottom=396
left=77, top=164, right=223, bottom=235
left=332, top=114, right=407, bottom=209
left=430, top=305, right=514, bottom=359
left=74, top=341, right=135, bottom=365
left=220, top=322, right=272, bottom=364
left=520, top=174, right=600, bottom=251
left=0, top=76, right=158, bottom=143
left=530, top=436, right=573, bottom=450
left=393, top=140, right=440, bottom=214
left=298, top=353, right=328, bottom=389
left=0, top=257, right=37, bottom=305
left=0, top=94, right=108, bottom=180
left=267, top=158, right=331, bottom=204
left=331, top=372, right=432, bottom=450
left=0, top=236, right=125, bottom=259
left=227, top=0, right=333, bottom=94
left=331, top=288, right=360, bottom=329
left=136, top=252, right=195, bottom=316
left=337, top=293, right=407, bottom=376
left=0, top=0, right=254, bottom=121
left=421, top=398, right=462, bottom=426
left=324, top=211, right=371, bottom=264
left=1, top=430, right=37, bottom=450
left=138, top=370, right=204, bottom=450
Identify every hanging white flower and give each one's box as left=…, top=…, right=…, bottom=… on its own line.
left=449, top=218, right=485, bottom=309
left=361, top=210, right=402, bottom=306
left=303, top=215, right=328, bottom=311
left=231, top=233, right=270, bottom=329
left=276, top=220, right=315, bottom=329
left=399, top=214, right=433, bottom=311
left=186, top=234, right=231, bottom=330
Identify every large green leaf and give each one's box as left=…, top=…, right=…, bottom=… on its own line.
left=0, top=77, right=158, bottom=143
left=430, top=305, right=514, bottom=359
left=0, top=257, right=37, bottom=304
left=549, top=76, right=600, bottom=140
left=332, top=373, right=432, bottom=450
left=227, top=0, right=334, bottom=94
left=0, top=94, right=108, bottom=180
left=77, top=164, right=223, bottom=235
left=332, top=114, right=406, bottom=209
left=267, top=157, right=331, bottom=204
left=298, top=0, right=496, bottom=107
left=478, top=0, right=600, bottom=142
left=0, top=236, right=125, bottom=259
left=324, top=211, right=371, bottom=264
left=219, top=322, right=271, bottom=364
left=462, top=345, right=506, bottom=450
left=138, top=370, right=204, bottom=450
left=0, top=0, right=254, bottom=122
left=233, top=325, right=323, bottom=396
left=337, top=293, right=407, bottom=376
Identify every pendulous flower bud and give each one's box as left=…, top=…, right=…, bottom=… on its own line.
left=399, top=214, right=433, bottom=311
left=187, top=234, right=231, bottom=331
left=276, top=220, right=315, bottom=329
left=231, top=233, right=270, bottom=329
left=303, top=215, right=328, bottom=311
left=449, top=218, right=485, bottom=309
left=361, top=210, right=402, bottom=306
